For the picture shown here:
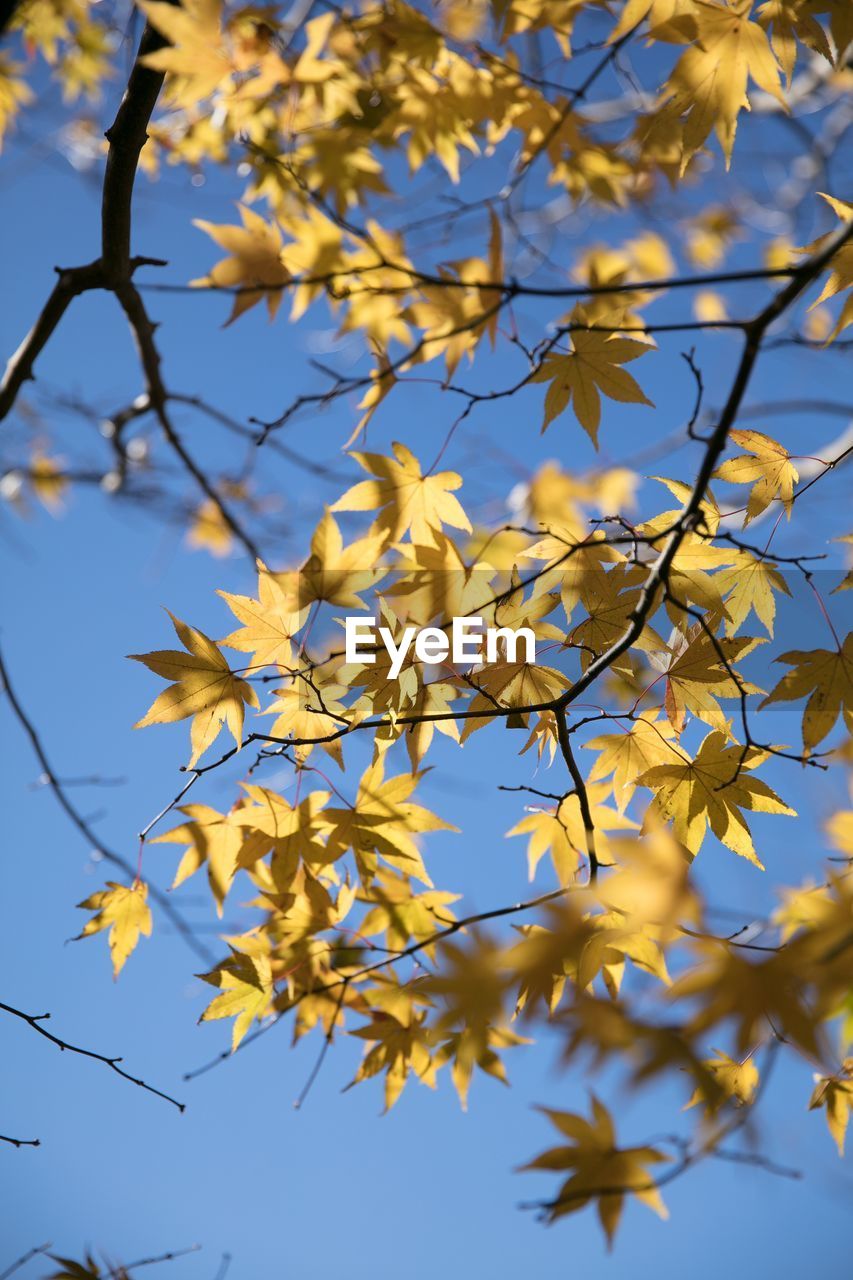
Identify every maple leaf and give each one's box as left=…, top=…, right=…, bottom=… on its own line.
left=331, top=441, right=472, bottom=546
left=130, top=612, right=259, bottom=767
left=531, top=311, right=654, bottom=445
left=199, top=943, right=274, bottom=1050
left=261, top=680, right=348, bottom=768
left=298, top=509, right=385, bottom=608
left=323, top=757, right=456, bottom=886
left=399, top=680, right=462, bottom=769
left=152, top=803, right=266, bottom=915
left=46, top=1254, right=103, bottom=1280
left=760, top=633, right=853, bottom=751
left=809, top=1060, right=853, bottom=1156
left=187, top=497, right=233, bottom=557
left=609, top=0, right=693, bottom=43
left=714, top=428, right=799, bottom=524
left=685, top=1049, right=759, bottom=1114
left=193, top=205, right=290, bottom=323
left=507, top=784, right=638, bottom=883
left=521, top=1097, right=670, bottom=1245
left=421, top=935, right=528, bottom=1107
left=597, top=822, right=700, bottom=935
left=647, top=621, right=763, bottom=735
left=433, top=1023, right=528, bottom=1110
left=232, top=783, right=332, bottom=889
left=348, top=1009, right=438, bottom=1111
left=585, top=709, right=681, bottom=812
left=29, top=450, right=67, bottom=511
left=570, top=564, right=665, bottom=669
left=0, top=55, right=33, bottom=154
left=805, top=193, right=853, bottom=341
left=218, top=563, right=308, bottom=672
left=75, top=881, right=152, bottom=977
left=716, top=550, right=791, bottom=636
left=756, top=0, right=834, bottom=84
left=639, top=727, right=795, bottom=864
left=359, top=868, right=460, bottom=954
left=508, top=904, right=598, bottom=1015
left=671, top=940, right=822, bottom=1056
left=661, top=0, right=787, bottom=170
left=140, top=0, right=233, bottom=106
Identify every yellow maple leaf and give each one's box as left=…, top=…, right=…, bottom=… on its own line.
left=714, top=428, right=799, bottom=524
left=139, top=0, right=233, bottom=106
left=809, top=1061, right=853, bottom=1155
left=661, top=0, right=786, bottom=170
left=193, top=205, right=290, bottom=323
left=323, top=757, right=457, bottom=886
left=507, top=784, right=638, bottom=884
left=685, top=1049, right=759, bottom=1113
left=218, top=563, right=307, bottom=672
left=75, top=881, right=152, bottom=977
left=585, top=709, right=681, bottom=812
left=760, top=633, right=853, bottom=751
left=0, top=55, right=34, bottom=153
left=348, top=1008, right=438, bottom=1111
left=298, top=509, right=385, bottom=608
left=261, top=680, right=348, bottom=769
left=807, top=193, right=853, bottom=341
left=639, top=727, right=795, bottom=863
left=199, top=944, right=274, bottom=1050
left=186, top=497, right=233, bottom=557
left=715, top=550, right=791, bottom=636
left=130, top=611, right=259, bottom=766
left=647, top=622, right=763, bottom=735
left=531, top=311, right=654, bottom=445
left=331, top=441, right=471, bottom=546
left=521, top=1097, right=670, bottom=1245
left=609, top=0, right=693, bottom=43
left=152, top=803, right=266, bottom=915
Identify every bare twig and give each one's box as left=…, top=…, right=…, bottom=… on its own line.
left=0, top=999, right=185, bottom=1112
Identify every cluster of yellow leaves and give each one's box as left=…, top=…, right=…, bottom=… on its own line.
left=12, top=0, right=114, bottom=106
left=5, top=0, right=853, bottom=1251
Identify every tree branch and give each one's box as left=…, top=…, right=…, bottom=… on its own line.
left=0, top=999, right=185, bottom=1112
left=0, top=640, right=216, bottom=967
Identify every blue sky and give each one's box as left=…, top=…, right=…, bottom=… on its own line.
left=2, top=19, right=853, bottom=1277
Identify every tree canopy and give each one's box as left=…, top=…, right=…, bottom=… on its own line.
left=1, top=0, right=852, bottom=1272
